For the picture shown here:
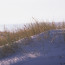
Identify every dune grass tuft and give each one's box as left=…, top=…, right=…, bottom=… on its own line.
left=0, top=20, right=65, bottom=58
left=0, top=21, right=65, bottom=46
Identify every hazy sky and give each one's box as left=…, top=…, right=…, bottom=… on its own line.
left=0, top=0, right=65, bottom=24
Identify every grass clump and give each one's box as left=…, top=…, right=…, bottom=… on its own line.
left=0, top=20, right=65, bottom=58
left=0, top=21, right=65, bottom=46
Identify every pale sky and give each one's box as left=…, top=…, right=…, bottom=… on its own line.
left=0, top=0, right=65, bottom=24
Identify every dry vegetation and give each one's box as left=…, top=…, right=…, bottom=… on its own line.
left=0, top=21, right=65, bottom=46
left=0, top=20, right=65, bottom=58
